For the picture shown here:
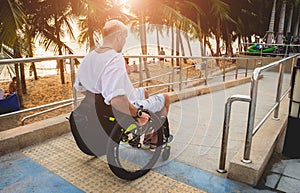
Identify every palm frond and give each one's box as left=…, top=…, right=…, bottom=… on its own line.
left=0, top=0, right=26, bottom=46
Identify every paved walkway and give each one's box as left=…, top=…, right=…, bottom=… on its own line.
left=1, top=71, right=299, bottom=192
left=167, top=71, right=290, bottom=174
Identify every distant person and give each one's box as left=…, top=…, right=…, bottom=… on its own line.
left=132, top=61, right=138, bottom=72
left=158, top=47, right=165, bottom=67
left=284, top=32, right=293, bottom=56
left=294, top=39, right=300, bottom=52
left=8, top=77, right=17, bottom=94
left=124, top=57, right=130, bottom=74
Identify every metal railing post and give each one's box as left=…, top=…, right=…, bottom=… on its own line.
left=204, top=60, right=208, bottom=85
left=223, top=60, right=226, bottom=82
left=273, top=62, right=284, bottom=120
left=139, top=56, right=143, bottom=87
left=245, top=59, right=248, bottom=77
left=179, top=58, right=182, bottom=91
left=186, top=63, right=189, bottom=85
left=235, top=62, right=238, bottom=80
left=242, top=68, right=260, bottom=163
left=171, top=66, right=175, bottom=91
left=218, top=95, right=251, bottom=173
left=70, top=58, right=78, bottom=109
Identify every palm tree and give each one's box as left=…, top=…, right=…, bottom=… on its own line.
left=182, top=1, right=205, bottom=56
left=33, top=0, right=76, bottom=84
left=128, top=0, right=156, bottom=79
left=210, top=0, right=234, bottom=56
left=289, top=0, right=300, bottom=39
left=180, top=0, right=236, bottom=56
left=22, top=0, right=42, bottom=81
left=71, top=0, right=130, bottom=51
left=286, top=2, right=293, bottom=34
left=293, top=13, right=300, bottom=40
left=0, top=0, right=26, bottom=47
left=155, top=0, right=199, bottom=63
left=277, top=0, right=287, bottom=44
left=266, top=0, right=277, bottom=44
left=0, top=0, right=27, bottom=107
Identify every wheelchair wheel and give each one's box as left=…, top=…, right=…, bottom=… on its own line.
left=106, top=113, right=163, bottom=180
left=162, top=146, right=171, bottom=161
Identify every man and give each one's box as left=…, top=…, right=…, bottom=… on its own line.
left=74, top=19, right=170, bottom=127
left=8, top=77, right=17, bottom=94
left=158, top=47, right=165, bottom=67
left=284, top=32, right=293, bottom=56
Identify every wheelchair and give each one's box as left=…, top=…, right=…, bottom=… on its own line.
left=69, top=92, right=172, bottom=180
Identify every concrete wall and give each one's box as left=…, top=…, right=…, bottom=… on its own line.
left=0, top=114, right=70, bottom=156
left=236, top=56, right=293, bottom=73
left=227, top=96, right=289, bottom=186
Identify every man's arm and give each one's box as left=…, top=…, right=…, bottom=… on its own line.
left=110, top=95, right=150, bottom=125
left=110, top=95, right=137, bottom=116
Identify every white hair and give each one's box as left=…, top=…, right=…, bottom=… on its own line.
left=103, top=20, right=127, bottom=37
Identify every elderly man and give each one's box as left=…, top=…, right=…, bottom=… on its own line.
left=74, top=20, right=170, bottom=148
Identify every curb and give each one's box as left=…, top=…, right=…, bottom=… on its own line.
left=0, top=114, right=70, bottom=156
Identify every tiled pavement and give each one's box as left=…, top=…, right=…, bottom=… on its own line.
left=258, top=152, right=300, bottom=192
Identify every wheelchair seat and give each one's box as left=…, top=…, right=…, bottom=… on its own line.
left=69, top=91, right=116, bottom=156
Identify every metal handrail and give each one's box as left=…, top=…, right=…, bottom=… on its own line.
left=21, top=102, right=74, bottom=125
left=243, top=54, right=298, bottom=163
left=0, top=98, right=74, bottom=119
left=218, top=95, right=251, bottom=173
left=217, top=53, right=300, bottom=173
left=0, top=55, right=84, bottom=123
left=0, top=54, right=262, bottom=125
left=252, top=88, right=290, bottom=135
left=0, top=55, right=84, bottom=65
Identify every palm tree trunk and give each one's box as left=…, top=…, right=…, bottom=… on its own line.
left=171, top=26, right=174, bottom=66
left=14, top=41, right=27, bottom=94
left=286, top=5, right=294, bottom=33
left=277, top=0, right=286, bottom=44
left=27, top=32, right=38, bottom=80
left=226, top=27, right=233, bottom=56
left=87, top=14, right=95, bottom=50
left=13, top=40, right=24, bottom=108
left=206, top=36, right=215, bottom=56
left=267, top=0, right=277, bottom=44
left=184, top=33, right=192, bottom=56
left=55, top=15, right=65, bottom=84
left=197, top=13, right=204, bottom=56
left=87, top=3, right=95, bottom=50
left=176, top=28, right=180, bottom=66
left=215, top=19, right=221, bottom=56
left=178, top=31, right=187, bottom=63
left=156, top=25, right=160, bottom=53
left=20, top=63, right=26, bottom=94
left=293, top=14, right=300, bottom=39
left=139, top=10, right=150, bottom=79
left=203, top=34, right=207, bottom=56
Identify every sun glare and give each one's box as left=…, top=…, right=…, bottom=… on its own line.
left=118, top=0, right=129, bottom=5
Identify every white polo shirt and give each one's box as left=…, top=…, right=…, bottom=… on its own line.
left=74, top=50, right=139, bottom=105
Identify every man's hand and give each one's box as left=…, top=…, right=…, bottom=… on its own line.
left=136, top=112, right=150, bottom=126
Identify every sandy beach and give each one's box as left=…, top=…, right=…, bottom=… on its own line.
left=0, top=61, right=202, bottom=131
left=0, top=73, right=74, bottom=131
